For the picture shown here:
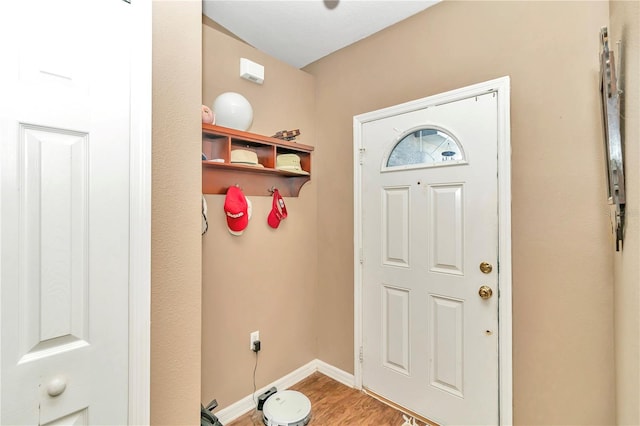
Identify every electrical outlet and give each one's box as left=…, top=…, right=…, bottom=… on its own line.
left=250, top=330, right=259, bottom=350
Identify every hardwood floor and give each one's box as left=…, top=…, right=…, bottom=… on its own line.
left=226, top=372, right=427, bottom=426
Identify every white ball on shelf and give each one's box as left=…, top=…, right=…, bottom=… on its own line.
left=212, top=92, right=253, bottom=131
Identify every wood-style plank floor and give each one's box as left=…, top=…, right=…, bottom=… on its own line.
left=226, top=372, right=426, bottom=426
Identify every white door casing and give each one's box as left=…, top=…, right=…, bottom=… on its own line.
left=0, top=1, right=151, bottom=424
left=353, top=77, right=512, bottom=425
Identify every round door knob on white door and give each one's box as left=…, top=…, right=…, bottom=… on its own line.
left=46, top=377, right=67, bottom=397
left=478, top=285, right=493, bottom=299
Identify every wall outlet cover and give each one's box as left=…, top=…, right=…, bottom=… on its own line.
left=250, top=330, right=260, bottom=350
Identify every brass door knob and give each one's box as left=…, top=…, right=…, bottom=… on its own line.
left=478, top=285, right=493, bottom=299
left=479, top=262, right=493, bottom=274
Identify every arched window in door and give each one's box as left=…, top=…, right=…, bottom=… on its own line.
left=384, top=127, right=466, bottom=170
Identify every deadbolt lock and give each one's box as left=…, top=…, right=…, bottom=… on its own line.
left=478, top=285, right=493, bottom=299
left=479, top=262, right=493, bottom=274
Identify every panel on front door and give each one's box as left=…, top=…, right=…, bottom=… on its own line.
left=428, top=184, right=464, bottom=274
left=382, top=187, right=411, bottom=267
left=382, top=285, right=410, bottom=375
left=429, top=294, right=464, bottom=398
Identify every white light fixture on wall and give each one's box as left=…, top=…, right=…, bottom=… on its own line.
left=240, top=58, right=264, bottom=85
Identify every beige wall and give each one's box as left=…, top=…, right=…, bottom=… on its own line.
left=201, top=23, right=318, bottom=409
left=304, top=1, right=615, bottom=424
left=151, top=2, right=202, bottom=424
left=610, top=1, right=640, bottom=424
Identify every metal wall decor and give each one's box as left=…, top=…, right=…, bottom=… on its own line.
left=599, top=26, right=625, bottom=251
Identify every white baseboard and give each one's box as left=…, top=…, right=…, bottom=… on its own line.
left=215, top=359, right=354, bottom=425
left=315, top=359, right=355, bottom=388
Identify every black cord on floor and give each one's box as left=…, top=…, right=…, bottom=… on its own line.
left=251, top=351, right=260, bottom=426
left=253, top=350, right=258, bottom=406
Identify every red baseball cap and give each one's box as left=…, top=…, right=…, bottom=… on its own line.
left=224, top=186, right=251, bottom=235
left=267, top=189, right=287, bottom=229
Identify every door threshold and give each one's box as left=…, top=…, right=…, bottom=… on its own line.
left=363, top=387, right=440, bottom=426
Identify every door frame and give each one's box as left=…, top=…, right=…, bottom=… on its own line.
left=128, top=0, right=152, bottom=424
left=353, top=76, right=512, bottom=425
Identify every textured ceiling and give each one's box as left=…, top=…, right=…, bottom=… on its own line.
left=203, top=0, right=440, bottom=69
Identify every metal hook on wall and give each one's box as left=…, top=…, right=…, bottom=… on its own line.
left=225, top=184, right=241, bottom=193
left=268, top=186, right=277, bottom=195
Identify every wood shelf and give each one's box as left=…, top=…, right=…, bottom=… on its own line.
left=202, top=124, right=314, bottom=197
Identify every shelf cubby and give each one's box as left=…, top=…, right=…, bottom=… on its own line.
left=202, top=124, right=314, bottom=197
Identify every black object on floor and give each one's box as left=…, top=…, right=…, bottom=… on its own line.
left=257, top=387, right=277, bottom=411
left=201, top=398, right=223, bottom=426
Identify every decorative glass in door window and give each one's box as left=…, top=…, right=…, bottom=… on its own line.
left=385, top=128, right=465, bottom=169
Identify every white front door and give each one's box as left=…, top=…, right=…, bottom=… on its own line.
left=360, top=93, right=500, bottom=425
left=0, top=1, right=133, bottom=424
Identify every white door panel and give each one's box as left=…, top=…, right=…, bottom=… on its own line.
left=429, top=184, right=464, bottom=274
left=362, top=93, right=499, bottom=425
left=381, top=285, right=410, bottom=374
left=1, top=1, right=131, bottom=424
left=382, top=187, right=410, bottom=267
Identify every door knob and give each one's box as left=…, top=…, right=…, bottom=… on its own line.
left=479, top=262, right=493, bottom=274
left=46, top=377, right=67, bottom=397
left=478, top=285, right=493, bottom=299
